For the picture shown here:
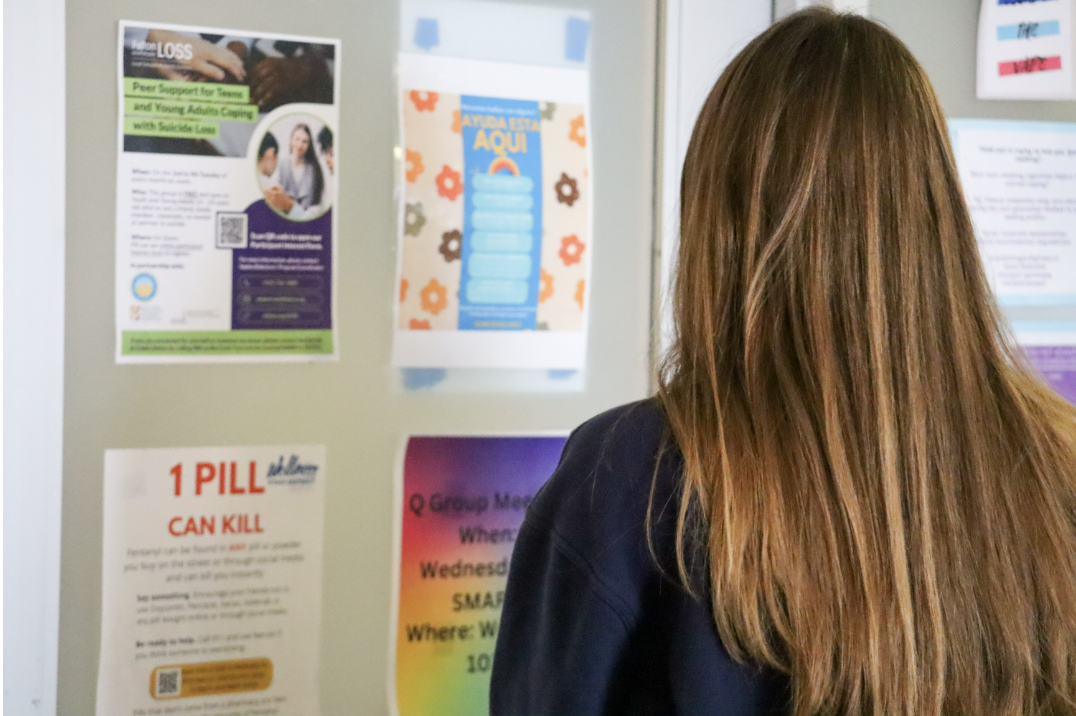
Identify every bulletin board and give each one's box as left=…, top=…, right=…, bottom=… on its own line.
left=58, top=0, right=657, bottom=713
left=57, top=0, right=1073, bottom=713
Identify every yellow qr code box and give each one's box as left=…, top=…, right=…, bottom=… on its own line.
left=150, top=657, right=273, bottom=700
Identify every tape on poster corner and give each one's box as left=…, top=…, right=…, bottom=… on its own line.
left=565, top=17, right=590, bottom=63
left=414, top=18, right=439, bottom=51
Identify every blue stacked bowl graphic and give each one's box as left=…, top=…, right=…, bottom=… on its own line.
left=466, top=172, right=535, bottom=305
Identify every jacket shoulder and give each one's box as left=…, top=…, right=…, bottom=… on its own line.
left=526, top=399, right=680, bottom=570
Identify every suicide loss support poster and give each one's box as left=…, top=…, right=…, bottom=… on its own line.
left=391, top=53, right=593, bottom=369
left=98, top=445, right=326, bottom=716
left=390, top=435, right=567, bottom=716
left=115, top=22, right=340, bottom=362
left=951, top=119, right=1076, bottom=404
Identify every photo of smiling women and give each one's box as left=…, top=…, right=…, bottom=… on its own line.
left=257, top=114, right=334, bottom=221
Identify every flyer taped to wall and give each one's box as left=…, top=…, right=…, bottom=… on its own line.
left=97, top=445, right=326, bottom=716
left=977, top=0, right=1076, bottom=100
left=115, top=22, right=340, bottom=363
left=950, top=119, right=1076, bottom=404
left=391, top=51, right=593, bottom=369
left=390, top=434, right=567, bottom=716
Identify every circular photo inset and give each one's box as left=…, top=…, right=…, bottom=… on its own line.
left=255, top=114, right=335, bottom=221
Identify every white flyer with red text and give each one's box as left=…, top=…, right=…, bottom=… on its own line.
left=97, top=445, right=326, bottom=716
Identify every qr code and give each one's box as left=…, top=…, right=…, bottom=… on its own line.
left=155, top=667, right=182, bottom=697
left=216, top=212, right=248, bottom=249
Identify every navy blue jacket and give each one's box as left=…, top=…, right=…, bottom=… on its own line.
left=491, top=400, right=791, bottom=715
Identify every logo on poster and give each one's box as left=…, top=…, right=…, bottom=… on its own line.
left=132, top=273, right=157, bottom=301
left=129, top=38, right=194, bottom=61
left=266, top=454, right=319, bottom=485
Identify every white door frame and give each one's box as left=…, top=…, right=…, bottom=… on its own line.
left=654, top=0, right=773, bottom=366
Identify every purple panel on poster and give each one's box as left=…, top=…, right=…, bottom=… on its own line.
left=1025, top=345, right=1076, bottom=405
left=232, top=201, right=333, bottom=330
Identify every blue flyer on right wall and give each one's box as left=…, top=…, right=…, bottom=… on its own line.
left=951, top=119, right=1076, bottom=404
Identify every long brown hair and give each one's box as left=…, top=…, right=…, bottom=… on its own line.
left=657, top=9, right=1076, bottom=716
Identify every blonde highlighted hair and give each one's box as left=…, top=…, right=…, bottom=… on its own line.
left=658, top=9, right=1076, bottom=716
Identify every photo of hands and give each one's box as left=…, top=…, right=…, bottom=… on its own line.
left=122, top=26, right=336, bottom=158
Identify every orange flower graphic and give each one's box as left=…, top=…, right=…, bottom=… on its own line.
left=399, top=279, right=409, bottom=303
left=409, top=318, right=431, bottom=330
left=435, top=165, right=463, bottom=201
left=558, top=234, right=586, bottom=266
left=420, top=278, right=449, bottom=315
left=569, top=114, right=586, bottom=147
left=409, top=90, right=438, bottom=112
left=574, top=280, right=586, bottom=310
left=405, top=149, right=424, bottom=183
left=451, top=109, right=461, bottom=133
left=539, top=268, right=554, bottom=303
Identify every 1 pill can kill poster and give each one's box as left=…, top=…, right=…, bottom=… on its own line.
left=390, top=435, right=567, bottom=716
left=97, top=445, right=326, bottom=716
left=115, top=22, right=340, bottom=362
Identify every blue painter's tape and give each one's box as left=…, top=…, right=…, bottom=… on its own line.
left=999, top=0, right=1057, bottom=5
left=414, top=18, right=439, bottom=51
left=548, top=369, right=577, bottom=379
left=997, top=19, right=1061, bottom=40
left=565, top=17, right=590, bottom=62
left=402, top=368, right=447, bottom=390
left=468, top=253, right=533, bottom=279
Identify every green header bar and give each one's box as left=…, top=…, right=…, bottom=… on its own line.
left=122, top=330, right=334, bottom=356
left=124, top=77, right=250, bottom=104
left=124, top=116, right=219, bottom=139
left=124, top=96, right=257, bottom=123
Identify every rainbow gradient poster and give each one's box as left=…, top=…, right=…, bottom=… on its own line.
left=390, top=435, right=567, bottom=716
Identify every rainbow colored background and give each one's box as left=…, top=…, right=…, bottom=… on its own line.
left=394, top=435, right=567, bottom=716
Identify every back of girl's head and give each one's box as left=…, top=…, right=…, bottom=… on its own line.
left=660, top=8, right=1076, bottom=716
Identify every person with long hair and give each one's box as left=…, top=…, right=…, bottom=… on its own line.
left=490, top=9, right=1076, bottom=716
left=277, top=123, right=324, bottom=211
